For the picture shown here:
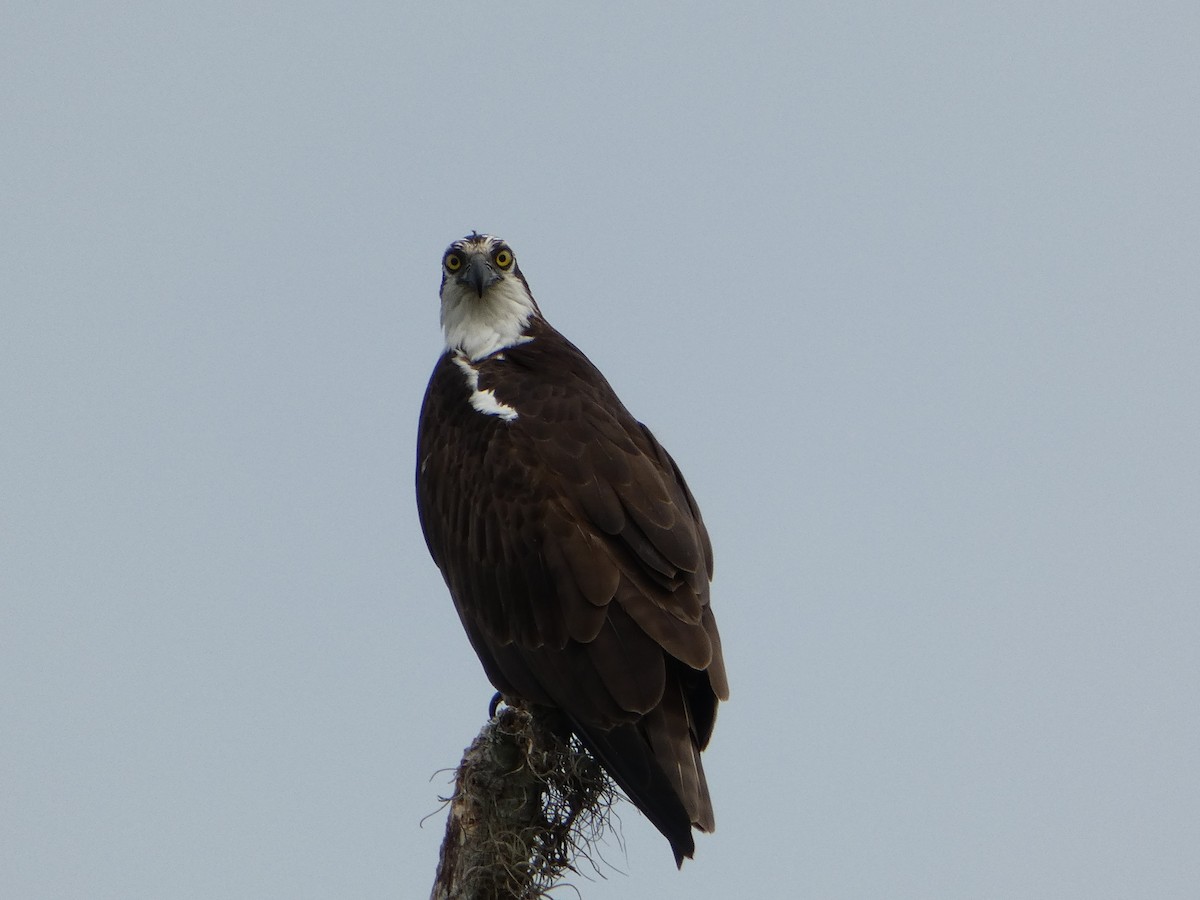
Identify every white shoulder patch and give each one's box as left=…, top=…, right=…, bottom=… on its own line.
left=452, top=355, right=519, bottom=422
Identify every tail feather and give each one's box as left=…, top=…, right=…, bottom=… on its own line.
left=569, top=717, right=697, bottom=866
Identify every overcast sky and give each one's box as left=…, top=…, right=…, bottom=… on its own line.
left=3, top=3, right=1199, bottom=898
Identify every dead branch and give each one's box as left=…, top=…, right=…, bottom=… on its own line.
left=430, top=701, right=616, bottom=899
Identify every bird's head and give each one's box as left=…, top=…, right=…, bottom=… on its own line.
left=439, top=232, right=541, bottom=361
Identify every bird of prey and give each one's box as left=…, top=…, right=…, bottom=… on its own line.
left=416, top=232, right=728, bottom=865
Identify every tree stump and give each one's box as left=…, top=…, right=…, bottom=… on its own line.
left=430, top=701, right=615, bottom=899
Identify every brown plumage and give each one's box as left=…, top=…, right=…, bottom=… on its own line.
left=416, top=234, right=728, bottom=865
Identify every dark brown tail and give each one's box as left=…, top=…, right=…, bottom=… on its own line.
left=569, top=716, right=701, bottom=867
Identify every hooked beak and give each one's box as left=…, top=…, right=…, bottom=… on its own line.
left=459, top=254, right=500, bottom=298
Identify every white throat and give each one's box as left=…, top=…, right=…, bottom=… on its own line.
left=440, top=277, right=537, bottom=361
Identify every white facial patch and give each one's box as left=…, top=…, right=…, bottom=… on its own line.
left=452, top=355, right=519, bottom=422
left=439, top=235, right=539, bottom=361
left=441, top=275, right=536, bottom=361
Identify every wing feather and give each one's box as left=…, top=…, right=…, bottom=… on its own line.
left=584, top=603, right=666, bottom=715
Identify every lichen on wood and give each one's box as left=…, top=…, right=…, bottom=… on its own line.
left=430, top=700, right=617, bottom=899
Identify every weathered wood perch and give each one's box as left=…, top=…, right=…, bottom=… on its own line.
left=430, top=701, right=616, bottom=900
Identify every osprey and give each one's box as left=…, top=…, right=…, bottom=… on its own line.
left=416, top=232, right=728, bottom=865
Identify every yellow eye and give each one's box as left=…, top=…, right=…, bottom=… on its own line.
left=444, top=253, right=462, bottom=272
left=494, top=249, right=513, bottom=270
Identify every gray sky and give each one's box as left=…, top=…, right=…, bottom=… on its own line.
left=3, top=3, right=1198, bottom=898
